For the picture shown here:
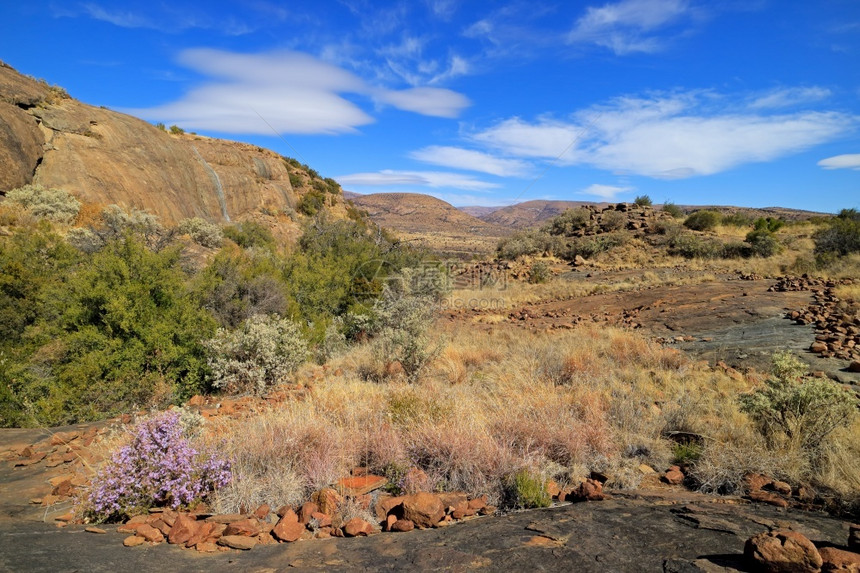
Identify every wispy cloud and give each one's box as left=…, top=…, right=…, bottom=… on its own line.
left=132, top=49, right=470, bottom=134
left=470, top=90, right=856, bottom=179
left=337, top=170, right=498, bottom=190
left=567, top=0, right=693, bottom=54
left=818, top=153, right=860, bottom=170
left=579, top=184, right=634, bottom=200
left=409, top=146, right=532, bottom=176
left=79, top=3, right=258, bottom=35
left=749, top=86, right=832, bottom=109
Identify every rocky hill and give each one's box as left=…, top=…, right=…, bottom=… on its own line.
left=467, top=199, right=611, bottom=229
left=0, top=61, right=343, bottom=229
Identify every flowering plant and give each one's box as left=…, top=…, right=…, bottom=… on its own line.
left=85, top=410, right=231, bottom=522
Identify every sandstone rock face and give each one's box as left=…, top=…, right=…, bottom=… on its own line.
left=744, top=530, right=823, bottom=573
left=0, top=63, right=345, bottom=229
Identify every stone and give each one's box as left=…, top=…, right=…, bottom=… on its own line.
left=374, top=495, right=405, bottom=522
left=849, top=524, right=860, bottom=551
left=744, top=530, right=822, bottom=573
left=272, top=510, right=306, bottom=542
left=310, top=512, right=332, bottom=528
left=195, top=541, right=218, bottom=553
left=312, top=488, right=343, bottom=517
left=847, top=361, right=860, bottom=373
left=468, top=495, right=488, bottom=512
left=391, top=519, right=415, bottom=533
left=298, top=502, right=318, bottom=524
left=818, top=546, right=860, bottom=572
left=85, top=527, right=106, bottom=534
left=136, top=523, right=164, bottom=543
left=336, top=474, right=387, bottom=496
left=150, top=519, right=171, bottom=536
left=167, top=514, right=199, bottom=545
left=401, top=467, right=431, bottom=493
left=744, top=473, right=770, bottom=493
left=184, top=521, right=216, bottom=548
left=400, top=492, right=445, bottom=529
left=768, top=481, right=792, bottom=496
left=206, top=513, right=246, bottom=524
left=663, top=466, right=685, bottom=485
left=218, top=535, right=257, bottom=550
left=252, top=504, right=270, bottom=520
left=569, top=479, right=605, bottom=502
left=342, top=517, right=374, bottom=537
left=811, top=341, right=828, bottom=353
left=123, top=535, right=146, bottom=547
left=749, top=490, right=789, bottom=509
left=224, top=518, right=261, bottom=537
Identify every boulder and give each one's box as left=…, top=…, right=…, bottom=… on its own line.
left=342, top=517, right=374, bottom=537
left=568, top=479, right=605, bottom=502
left=312, top=488, right=343, bottom=517
left=663, top=466, right=685, bottom=485
left=135, top=523, right=164, bottom=544
left=749, top=490, right=789, bottom=509
left=218, top=535, right=257, bottom=550
left=167, top=514, right=199, bottom=545
left=818, top=546, right=860, bottom=572
left=391, top=519, right=415, bottom=533
left=336, top=474, right=387, bottom=496
left=744, top=530, right=822, bottom=573
left=298, top=502, right=319, bottom=524
left=400, top=492, right=445, bottom=529
left=223, top=518, right=261, bottom=537
left=272, top=510, right=306, bottom=542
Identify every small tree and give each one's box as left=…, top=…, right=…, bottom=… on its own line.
left=205, top=314, right=308, bottom=395
left=634, top=195, right=652, bottom=207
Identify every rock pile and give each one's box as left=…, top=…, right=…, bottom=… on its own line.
left=778, top=276, right=860, bottom=362
left=745, top=528, right=860, bottom=573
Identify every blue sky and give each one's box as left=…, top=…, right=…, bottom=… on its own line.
left=2, top=1, right=859, bottom=212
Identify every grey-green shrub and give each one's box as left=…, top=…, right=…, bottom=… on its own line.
left=178, top=217, right=223, bottom=248
left=684, top=210, right=721, bottom=232
left=738, top=351, right=858, bottom=452
left=205, top=314, right=308, bottom=395
left=5, top=184, right=81, bottom=223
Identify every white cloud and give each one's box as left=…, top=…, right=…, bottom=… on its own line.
left=818, top=154, right=860, bottom=170
left=409, top=146, right=531, bottom=176
left=337, top=170, right=499, bottom=190
left=470, top=92, right=856, bottom=179
left=81, top=3, right=257, bottom=35
left=568, top=0, right=691, bottom=54
left=133, top=49, right=471, bottom=134
left=750, top=87, right=832, bottom=109
left=579, top=184, right=634, bottom=200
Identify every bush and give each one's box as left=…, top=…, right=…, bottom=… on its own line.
left=528, top=260, right=550, bottom=284
left=497, top=231, right=558, bottom=260
left=814, top=210, right=860, bottom=257
left=683, top=210, right=721, bottom=231
left=600, top=210, right=626, bottom=232
left=223, top=221, right=276, bottom=250
left=298, top=190, right=326, bottom=216
left=178, top=217, right=223, bottom=248
left=169, top=125, right=185, bottom=135
left=5, top=184, right=81, bottom=223
left=667, top=234, right=724, bottom=259
left=634, top=195, right=652, bottom=207
left=289, top=173, right=303, bottom=189
left=753, top=217, right=784, bottom=233
left=503, top=469, right=551, bottom=509
left=662, top=202, right=683, bottom=219
left=85, top=410, right=231, bottom=522
left=738, top=351, right=858, bottom=453
left=205, top=314, right=307, bottom=395
left=721, top=213, right=754, bottom=227
left=545, top=208, right=591, bottom=236
left=745, top=229, right=780, bottom=258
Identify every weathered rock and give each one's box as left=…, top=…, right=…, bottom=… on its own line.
left=252, top=504, right=270, bottom=520
left=391, top=519, right=415, bottom=533
left=744, top=530, right=822, bottom=573
left=744, top=473, right=771, bottom=492
left=123, top=535, right=146, bottom=547
left=136, top=523, right=164, bottom=544
left=663, top=466, right=685, bottom=485
left=400, top=492, right=445, bottom=529
left=818, top=546, right=860, bottom=572
left=750, top=490, right=790, bottom=509
left=223, top=518, right=261, bottom=537
left=847, top=361, right=860, bottom=373
left=167, top=514, right=199, bottom=545
left=184, top=521, right=215, bottom=548
left=568, top=479, right=605, bottom=502
left=298, top=502, right=318, bottom=524
left=272, top=510, right=305, bottom=542
left=336, top=474, right=387, bottom=496
left=312, top=488, right=343, bottom=517
left=310, top=512, right=332, bottom=528
left=374, top=495, right=405, bottom=522
left=218, top=535, right=257, bottom=550
left=84, top=527, right=106, bottom=534
left=342, top=517, right=374, bottom=537
left=768, top=481, right=793, bottom=496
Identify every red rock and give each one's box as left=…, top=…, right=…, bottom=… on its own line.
left=847, top=361, right=860, bottom=373
left=187, top=395, right=205, bottom=407
left=127, top=515, right=150, bottom=525
left=384, top=514, right=397, bottom=532
left=167, top=514, right=199, bottom=545
left=468, top=495, right=488, bottom=511
left=336, top=474, right=387, bottom=496
left=85, top=527, right=106, bottom=534
left=123, top=535, right=145, bottom=547
left=569, top=479, right=605, bottom=502
left=224, top=518, right=261, bottom=537
left=272, top=510, right=306, bottom=542
left=744, top=473, right=770, bottom=492
left=312, top=488, right=343, bottom=517
left=184, top=521, right=215, bottom=548
left=54, top=512, right=74, bottom=522
left=811, top=341, right=828, bottom=353
left=218, top=535, right=257, bottom=550
left=310, top=512, right=332, bottom=528
left=195, top=541, right=218, bottom=553
left=745, top=530, right=822, bottom=573
left=749, top=490, right=789, bottom=508
left=819, top=546, right=860, bottom=572
left=767, top=480, right=792, bottom=496
left=342, top=517, right=374, bottom=537
left=150, top=519, right=171, bottom=536
left=136, top=523, right=164, bottom=543
left=663, top=466, right=685, bottom=485
left=160, top=509, right=177, bottom=527
left=450, top=500, right=470, bottom=520
left=546, top=480, right=561, bottom=499
left=400, top=492, right=445, bottom=529
left=206, top=513, right=246, bottom=524
left=391, top=519, right=415, bottom=533
left=298, top=502, right=318, bottom=524
left=252, top=504, right=270, bottom=520
left=374, top=495, right=405, bottom=521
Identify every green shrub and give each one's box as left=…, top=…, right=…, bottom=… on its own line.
left=672, top=442, right=703, bottom=465
left=497, top=231, right=559, bottom=260
left=223, top=221, right=276, bottom=250
left=683, top=210, right=721, bottom=231
left=178, top=217, right=223, bottom=248
left=738, top=351, right=858, bottom=453
left=289, top=173, right=303, bottom=188
left=634, top=195, right=652, bottom=207
left=169, top=125, right=185, bottom=135
left=600, top=210, right=626, bottom=232
left=721, top=213, right=754, bottom=227
left=662, top=202, right=683, bottom=219
left=745, top=229, right=781, bottom=258
left=528, top=260, right=550, bottom=284
left=205, top=314, right=307, bottom=395
left=667, top=234, right=723, bottom=259
left=323, top=177, right=342, bottom=194
left=814, top=209, right=860, bottom=257
left=753, top=217, right=784, bottom=233
left=545, top=208, right=591, bottom=236
left=297, top=190, right=326, bottom=216
left=5, top=184, right=81, bottom=223
left=504, top=469, right=551, bottom=509
left=563, top=232, right=628, bottom=260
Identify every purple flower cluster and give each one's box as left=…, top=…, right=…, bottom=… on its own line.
left=87, top=411, right=231, bottom=521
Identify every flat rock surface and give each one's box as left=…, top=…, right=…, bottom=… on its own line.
left=0, top=491, right=853, bottom=572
